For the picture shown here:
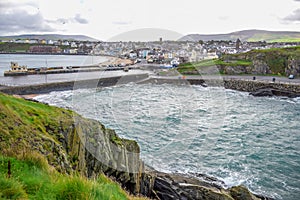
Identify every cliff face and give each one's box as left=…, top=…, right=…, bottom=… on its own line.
left=0, top=93, right=270, bottom=199
left=69, top=116, right=143, bottom=194
left=286, top=57, right=300, bottom=76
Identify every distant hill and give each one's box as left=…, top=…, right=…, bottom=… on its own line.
left=179, top=30, right=300, bottom=43
left=0, top=34, right=99, bottom=41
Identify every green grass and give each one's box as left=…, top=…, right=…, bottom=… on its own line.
left=214, top=59, right=252, bottom=67
left=0, top=153, right=134, bottom=200
left=247, top=33, right=300, bottom=43
left=0, top=93, right=72, bottom=147
left=267, top=38, right=300, bottom=43
left=0, top=43, right=31, bottom=52
left=0, top=43, right=71, bottom=52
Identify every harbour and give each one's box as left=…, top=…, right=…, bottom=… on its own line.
left=0, top=54, right=108, bottom=76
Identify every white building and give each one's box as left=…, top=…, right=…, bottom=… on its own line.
left=71, top=42, right=77, bottom=48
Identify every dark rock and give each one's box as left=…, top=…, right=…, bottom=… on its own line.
left=230, top=185, right=260, bottom=200
left=250, top=88, right=274, bottom=97
left=286, top=57, right=300, bottom=77
left=250, top=88, right=300, bottom=98
left=252, top=59, right=270, bottom=74
left=138, top=171, right=269, bottom=200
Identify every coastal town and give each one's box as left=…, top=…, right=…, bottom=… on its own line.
left=1, top=35, right=300, bottom=80
left=1, top=37, right=299, bottom=65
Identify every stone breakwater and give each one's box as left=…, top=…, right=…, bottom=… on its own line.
left=222, top=79, right=300, bottom=98
left=1, top=74, right=300, bottom=98
left=140, top=77, right=300, bottom=98
left=223, top=79, right=300, bottom=94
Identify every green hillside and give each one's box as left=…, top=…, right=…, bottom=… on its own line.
left=180, top=30, right=300, bottom=43
left=0, top=93, right=146, bottom=200
left=0, top=34, right=99, bottom=42
left=0, top=155, right=132, bottom=200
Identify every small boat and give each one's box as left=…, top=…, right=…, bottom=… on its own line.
left=4, top=62, right=28, bottom=76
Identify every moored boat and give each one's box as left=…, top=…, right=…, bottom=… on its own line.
left=4, top=62, right=28, bottom=76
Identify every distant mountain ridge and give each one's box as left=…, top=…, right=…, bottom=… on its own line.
left=0, top=34, right=99, bottom=41
left=179, top=29, right=300, bottom=43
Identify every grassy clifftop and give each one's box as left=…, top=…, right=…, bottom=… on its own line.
left=0, top=93, right=146, bottom=199
left=0, top=154, right=136, bottom=199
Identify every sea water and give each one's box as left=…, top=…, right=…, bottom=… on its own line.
left=35, top=83, right=300, bottom=200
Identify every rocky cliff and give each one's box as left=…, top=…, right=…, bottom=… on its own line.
left=219, top=46, right=300, bottom=76
left=286, top=57, right=300, bottom=77
left=0, top=93, right=271, bottom=199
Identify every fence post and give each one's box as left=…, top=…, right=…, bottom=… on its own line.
left=8, top=160, right=11, bottom=178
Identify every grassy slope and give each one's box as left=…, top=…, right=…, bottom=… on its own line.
left=181, top=30, right=300, bottom=43
left=0, top=154, right=133, bottom=200
left=0, top=92, right=73, bottom=150
left=0, top=42, right=70, bottom=52
left=247, top=33, right=300, bottom=43
left=0, top=93, right=146, bottom=200
left=177, top=59, right=252, bottom=75
left=0, top=43, right=31, bottom=52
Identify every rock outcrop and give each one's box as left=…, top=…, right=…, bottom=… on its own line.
left=222, top=65, right=249, bottom=75
left=251, top=58, right=270, bottom=74
left=138, top=171, right=273, bottom=200
left=286, top=57, right=300, bottom=77
left=250, top=87, right=300, bottom=98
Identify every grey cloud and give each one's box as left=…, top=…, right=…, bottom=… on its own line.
left=0, top=2, right=88, bottom=35
left=112, top=21, right=131, bottom=25
left=0, top=3, right=55, bottom=35
left=47, top=14, right=88, bottom=25
left=0, top=1, right=38, bottom=9
left=74, top=14, right=88, bottom=24
left=283, top=9, right=300, bottom=22
left=46, top=18, right=70, bottom=25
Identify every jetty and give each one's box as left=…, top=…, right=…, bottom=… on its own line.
left=4, top=62, right=136, bottom=76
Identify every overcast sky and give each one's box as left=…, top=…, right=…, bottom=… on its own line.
left=0, top=0, right=299, bottom=41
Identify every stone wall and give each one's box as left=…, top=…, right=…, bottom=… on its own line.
left=223, top=79, right=300, bottom=93
left=0, top=74, right=149, bottom=95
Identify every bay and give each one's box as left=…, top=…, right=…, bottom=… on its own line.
left=35, top=83, right=300, bottom=200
